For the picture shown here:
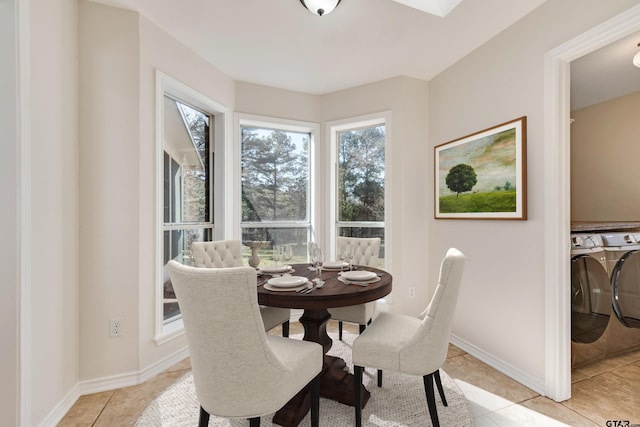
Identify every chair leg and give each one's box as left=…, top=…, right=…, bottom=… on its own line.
left=434, top=369, right=448, bottom=406
left=338, top=321, right=343, bottom=340
left=249, top=417, right=260, bottom=427
left=198, top=406, right=210, bottom=427
left=377, top=369, right=382, bottom=387
left=423, top=373, right=440, bottom=427
left=359, top=324, right=366, bottom=334
left=354, top=365, right=364, bottom=427
left=310, top=373, right=320, bottom=427
left=282, top=320, right=290, bottom=338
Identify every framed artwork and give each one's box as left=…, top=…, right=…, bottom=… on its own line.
left=434, top=116, right=527, bottom=220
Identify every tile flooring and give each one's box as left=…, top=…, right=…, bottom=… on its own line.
left=59, top=320, right=640, bottom=426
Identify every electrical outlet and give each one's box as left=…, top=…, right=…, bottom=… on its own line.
left=110, top=318, right=123, bottom=337
left=409, top=287, right=415, bottom=299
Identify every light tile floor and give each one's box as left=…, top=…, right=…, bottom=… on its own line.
left=59, top=320, right=640, bottom=426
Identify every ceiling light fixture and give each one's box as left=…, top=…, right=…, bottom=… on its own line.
left=300, top=0, right=341, bottom=16
left=634, top=43, right=640, bottom=68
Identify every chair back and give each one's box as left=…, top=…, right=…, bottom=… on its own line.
left=337, top=237, right=381, bottom=267
left=403, top=248, right=466, bottom=373
left=192, top=239, right=244, bottom=268
left=167, top=261, right=292, bottom=416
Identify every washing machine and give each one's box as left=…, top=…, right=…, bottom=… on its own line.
left=570, top=233, right=610, bottom=347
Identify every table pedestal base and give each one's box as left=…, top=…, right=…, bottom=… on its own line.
left=272, top=309, right=370, bottom=426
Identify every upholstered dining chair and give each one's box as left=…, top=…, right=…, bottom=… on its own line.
left=167, top=261, right=322, bottom=427
left=191, top=239, right=291, bottom=337
left=328, top=237, right=381, bottom=340
left=352, top=248, right=466, bottom=427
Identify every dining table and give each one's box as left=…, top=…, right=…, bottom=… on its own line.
left=256, top=263, right=392, bottom=427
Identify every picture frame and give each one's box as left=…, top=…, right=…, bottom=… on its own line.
left=434, top=116, right=527, bottom=220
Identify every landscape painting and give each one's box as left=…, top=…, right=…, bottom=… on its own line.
left=434, top=116, right=527, bottom=219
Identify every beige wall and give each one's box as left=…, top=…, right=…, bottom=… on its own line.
left=571, top=92, right=640, bottom=221
left=30, top=0, right=80, bottom=424
left=1, top=0, right=19, bottom=424
left=428, top=0, right=639, bottom=390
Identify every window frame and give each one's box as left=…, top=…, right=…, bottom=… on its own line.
left=235, top=113, right=321, bottom=250
left=155, top=71, right=230, bottom=343
left=326, top=112, right=392, bottom=269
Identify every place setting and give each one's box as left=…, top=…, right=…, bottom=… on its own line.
left=257, top=245, right=295, bottom=276
left=337, top=270, right=382, bottom=286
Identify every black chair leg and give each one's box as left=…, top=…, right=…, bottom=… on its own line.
left=423, top=373, right=440, bottom=427
left=338, top=321, right=343, bottom=340
left=249, top=417, right=260, bottom=427
left=354, top=365, right=364, bottom=427
left=359, top=324, right=366, bottom=334
left=310, top=373, right=320, bottom=427
left=282, top=320, right=290, bottom=338
left=198, top=406, right=210, bottom=427
left=434, top=369, right=448, bottom=406
left=377, top=369, right=382, bottom=387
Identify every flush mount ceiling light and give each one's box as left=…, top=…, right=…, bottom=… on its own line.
left=300, top=0, right=341, bottom=16
left=634, top=43, right=640, bottom=68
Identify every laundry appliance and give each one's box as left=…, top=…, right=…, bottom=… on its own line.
left=602, top=233, right=640, bottom=330
left=570, top=233, right=610, bottom=365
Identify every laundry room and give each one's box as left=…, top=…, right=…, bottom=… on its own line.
left=569, top=31, right=640, bottom=369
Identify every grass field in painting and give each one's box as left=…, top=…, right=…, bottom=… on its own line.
left=439, top=190, right=516, bottom=213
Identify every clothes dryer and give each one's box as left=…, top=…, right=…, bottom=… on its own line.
left=604, top=233, right=640, bottom=329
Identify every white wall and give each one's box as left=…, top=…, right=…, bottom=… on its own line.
left=428, top=0, right=640, bottom=393
left=571, top=91, right=640, bottom=221
left=1, top=0, right=19, bottom=424
left=28, top=0, right=80, bottom=424
left=78, top=0, right=236, bottom=385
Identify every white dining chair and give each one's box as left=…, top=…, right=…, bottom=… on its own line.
left=328, top=237, right=381, bottom=340
left=191, top=240, right=291, bottom=337
left=352, top=248, right=466, bottom=427
left=167, top=261, right=322, bottom=427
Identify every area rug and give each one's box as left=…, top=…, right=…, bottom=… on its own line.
left=136, top=332, right=472, bottom=426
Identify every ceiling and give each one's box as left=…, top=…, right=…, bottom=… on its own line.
left=88, top=0, right=639, bottom=105
left=571, top=31, right=640, bottom=111
left=90, top=0, right=548, bottom=94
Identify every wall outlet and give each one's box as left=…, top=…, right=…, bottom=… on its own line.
left=110, top=318, right=123, bottom=337
left=409, top=287, right=415, bottom=299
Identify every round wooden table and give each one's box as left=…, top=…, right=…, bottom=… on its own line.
left=257, top=263, right=392, bottom=427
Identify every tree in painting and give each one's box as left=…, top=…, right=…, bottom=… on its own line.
left=445, top=163, right=477, bottom=197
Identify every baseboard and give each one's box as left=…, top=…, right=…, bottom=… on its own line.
left=37, top=383, right=81, bottom=427
left=449, top=333, right=545, bottom=396
left=41, top=345, right=190, bottom=427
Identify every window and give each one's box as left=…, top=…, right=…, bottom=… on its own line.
left=330, top=115, right=388, bottom=266
left=239, top=116, right=317, bottom=265
left=156, top=71, right=230, bottom=342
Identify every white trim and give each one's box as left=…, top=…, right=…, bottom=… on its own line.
left=325, top=111, right=392, bottom=278
left=450, top=334, right=545, bottom=396
left=154, top=70, right=231, bottom=342
left=543, top=3, right=640, bottom=402
left=37, top=384, right=80, bottom=427
left=17, top=0, right=32, bottom=425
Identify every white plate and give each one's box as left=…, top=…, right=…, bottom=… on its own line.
left=261, top=265, right=293, bottom=274
left=340, top=270, right=377, bottom=281
left=338, top=276, right=381, bottom=285
left=267, top=276, right=308, bottom=288
left=322, top=261, right=349, bottom=270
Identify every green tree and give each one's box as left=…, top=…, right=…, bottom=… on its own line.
left=241, top=128, right=308, bottom=222
left=445, top=163, right=477, bottom=197
left=338, top=126, right=385, bottom=222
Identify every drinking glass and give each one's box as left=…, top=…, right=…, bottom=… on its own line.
left=273, top=245, right=281, bottom=270
left=345, top=245, right=354, bottom=270
left=314, top=248, right=324, bottom=277
left=338, top=246, right=346, bottom=268
left=282, top=245, right=293, bottom=267
left=308, top=242, right=318, bottom=266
